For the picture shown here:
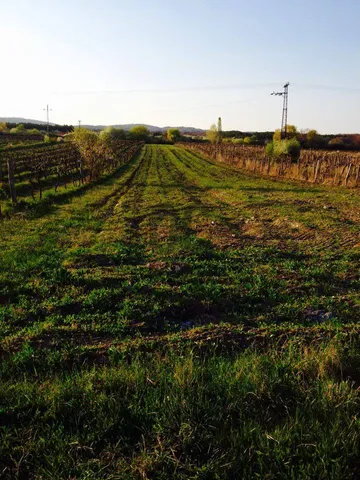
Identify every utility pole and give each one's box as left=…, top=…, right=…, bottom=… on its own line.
left=78, top=120, right=81, bottom=129
left=271, top=83, right=289, bottom=139
left=43, top=104, right=52, bottom=135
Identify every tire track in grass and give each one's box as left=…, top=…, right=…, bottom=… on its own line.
left=171, top=146, right=360, bottom=252
left=0, top=149, right=147, bottom=342
left=121, top=145, right=232, bottom=248
left=138, top=146, right=192, bottom=241
left=64, top=145, right=153, bottom=277
left=159, top=146, right=250, bottom=248
left=3, top=144, right=360, bottom=352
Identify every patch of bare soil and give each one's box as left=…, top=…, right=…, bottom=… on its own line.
left=192, top=220, right=244, bottom=249
left=145, top=261, right=190, bottom=273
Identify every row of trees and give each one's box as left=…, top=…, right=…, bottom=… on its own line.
left=96, top=126, right=183, bottom=143
left=0, top=123, right=42, bottom=136
left=68, top=126, right=182, bottom=180
left=203, top=118, right=301, bottom=161
left=0, top=122, right=74, bottom=135
left=204, top=119, right=360, bottom=151
left=273, top=126, right=360, bottom=150
left=0, top=121, right=186, bottom=147
left=69, top=127, right=144, bottom=181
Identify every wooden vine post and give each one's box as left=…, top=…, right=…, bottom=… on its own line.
left=7, top=158, right=17, bottom=204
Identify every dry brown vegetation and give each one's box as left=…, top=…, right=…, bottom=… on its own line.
left=182, top=143, right=360, bottom=186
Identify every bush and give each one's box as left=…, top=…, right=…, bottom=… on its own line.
left=286, top=137, right=301, bottom=161
left=266, top=138, right=300, bottom=162
left=129, top=126, right=150, bottom=141
left=70, top=128, right=105, bottom=181
left=166, top=128, right=182, bottom=143
left=265, top=141, right=274, bottom=157
left=99, top=126, right=126, bottom=145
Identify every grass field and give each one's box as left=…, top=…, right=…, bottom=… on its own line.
left=2, top=145, right=360, bottom=478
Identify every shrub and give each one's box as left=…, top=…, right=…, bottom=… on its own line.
left=286, top=137, right=301, bottom=161
left=266, top=138, right=300, bottom=162
left=70, top=128, right=105, bottom=181
left=166, top=128, right=182, bottom=143
left=129, top=126, right=150, bottom=141
left=99, top=126, right=126, bottom=145
left=265, top=141, right=274, bottom=157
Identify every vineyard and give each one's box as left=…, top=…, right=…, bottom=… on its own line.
left=0, top=140, right=143, bottom=207
left=181, top=142, right=360, bottom=186
left=1, top=144, right=360, bottom=478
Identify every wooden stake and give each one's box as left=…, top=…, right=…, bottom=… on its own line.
left=7, top=158, right=17, bottom=204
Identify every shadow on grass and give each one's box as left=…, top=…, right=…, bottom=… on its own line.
left=11, top=151, right=143, bottom=220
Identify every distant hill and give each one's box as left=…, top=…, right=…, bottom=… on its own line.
left=83, top=123, right=206, bottom=134
left=0, top=117, right=56, bottom=126
left=0, top=118, right=205, bottom=135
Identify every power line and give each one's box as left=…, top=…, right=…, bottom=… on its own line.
left=50, top=83, right=360, bottom=96
left=292, top=83, right=360, bottom=93
left=51, top=83, right=281, bottom=96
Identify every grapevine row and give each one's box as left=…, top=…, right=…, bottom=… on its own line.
left=180, top=143, right=360, bottom=187
left=0, top=140, right=143, bottom=203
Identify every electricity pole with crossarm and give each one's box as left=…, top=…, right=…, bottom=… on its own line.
left=43, top=104, right=52, bottom=136
left=271, top=83, right=290, bottom=139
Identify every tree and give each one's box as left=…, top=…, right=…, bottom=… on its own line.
left=273, top=125, right=298, bottom=141
left=70, top=128, right=105, bottom=181
left=351, top=135, right=360, bottom=150
left=306, top=129, right=320, bottom=148
left=166, top=128, right=181, bottom=143
left=328, top=137, right=345, bottom=149
left=0, top=122, right=7, bottom=132
left=129, top=125, right=150, bottom=141
left=217, top=117, right=223, bottom=143
left=273, top=129, right=282, bottom=141
left=28, top=128, right=41, bottom=135
left=99, top=126, right=126, bottom=145
left=206, top=124, right=220, bottom=144
left=10, top=124, right=26, bottom=134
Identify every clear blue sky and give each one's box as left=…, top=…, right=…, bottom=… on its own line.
left=2, top=0, right=360, bottom=133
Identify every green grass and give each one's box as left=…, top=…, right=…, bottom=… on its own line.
left=1, top=145, right=360, bottom=478
left=2, top=343, right=360, bottom=479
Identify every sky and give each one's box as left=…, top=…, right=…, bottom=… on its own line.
left=2, top=0, right=360, bottom=133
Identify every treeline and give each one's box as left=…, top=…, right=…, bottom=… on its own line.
left=3, top=123, right=74, bottom=134
left=200, top=119, right=360, bottom=151
left=222, top=131, right=274, bottom=143
left=0, top=122, right=179, bottom=144
left=221, top=129, right=360, bottom=151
